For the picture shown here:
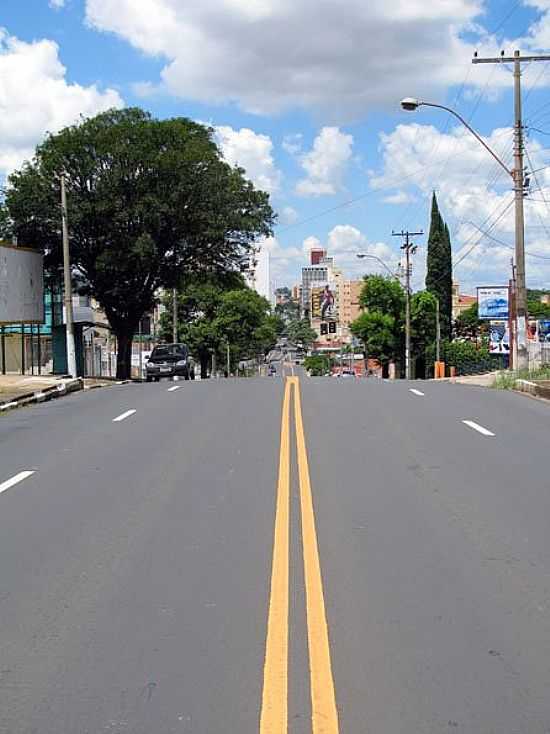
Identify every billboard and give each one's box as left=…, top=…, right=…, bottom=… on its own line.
left=539, top=320, right=550, bottom=343
left=489, top=321, right=510, bottom=354
left=311, top=283, right=337, bottom=321
left=477, top=286, right=509, bottom=320
left=0, top=244, right=44, bottom=325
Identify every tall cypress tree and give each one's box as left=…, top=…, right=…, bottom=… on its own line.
left=425, top=193, right=453, bottom=338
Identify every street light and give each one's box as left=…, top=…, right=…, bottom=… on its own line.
left=400, top=96, right=527, bottom=369
left=356, top=253, right=399, bottom=279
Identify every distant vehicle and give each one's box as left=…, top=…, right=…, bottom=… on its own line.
left=146, top=344, right=195, bottom=382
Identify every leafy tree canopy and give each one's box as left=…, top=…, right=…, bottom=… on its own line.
left=359, top=274, right=405, bottom=322
left=5, top=108, right=275, bottom=377
left=286, top=318, right=318, bottom=349
left=350, top=311, right=396, bottom=365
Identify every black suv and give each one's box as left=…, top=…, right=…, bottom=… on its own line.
left=146, top=344, right=195, bottom=382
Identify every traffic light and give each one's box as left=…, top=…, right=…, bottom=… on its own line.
left=320, top=322, right=328, bottom=335
left=328, top=321, right=337, bottom=334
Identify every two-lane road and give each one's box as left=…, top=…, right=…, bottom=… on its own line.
left=1, top=375, right=549, bottom=733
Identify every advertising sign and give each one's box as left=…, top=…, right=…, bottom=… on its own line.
left=311, top=283, right=337, bottom=321
left=477, top=286, right=509, bottom=321
left=489, top=321, right=510, bottom=354
left=539, top=320, right=550, bottom=343
left=0, top=244, right=44, bottom=324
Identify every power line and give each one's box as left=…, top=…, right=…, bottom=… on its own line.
left=464, top=219, right=550, bottom=260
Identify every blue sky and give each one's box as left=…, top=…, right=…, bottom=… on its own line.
left=2, top=0, right=550, bottom=293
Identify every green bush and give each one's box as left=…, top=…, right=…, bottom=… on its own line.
left=304, top=355, right=331, bottom=376
left=427, top=340, right=503, bottom=376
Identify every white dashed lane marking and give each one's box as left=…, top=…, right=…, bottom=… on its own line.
left=0, top=471, right=36, bottom=496
left=112, top=410, right=137, bottom=423
left=462, top=420, right=495, bottom=437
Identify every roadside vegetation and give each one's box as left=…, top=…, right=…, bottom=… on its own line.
left=493, top=366, right=550, bottom=390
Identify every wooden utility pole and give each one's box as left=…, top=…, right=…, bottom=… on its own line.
left=392, top=230, right=423, bottom=380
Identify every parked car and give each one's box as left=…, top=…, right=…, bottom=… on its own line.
left=146, top=344, right=195, bottom=382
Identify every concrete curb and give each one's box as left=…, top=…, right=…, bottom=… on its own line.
left=0, top=378, right=84, bottom=413
left=515, top=379, right=550, bottom=400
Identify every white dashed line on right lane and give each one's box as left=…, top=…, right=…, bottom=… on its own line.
left=409, top=389, right=425, bottom=397
left=462, top=420, right=495, bottom=437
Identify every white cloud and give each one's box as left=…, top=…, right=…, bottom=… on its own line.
left=84, top=0, right=512, bottom=118
left=282, top=134, right=303, bottom=156
left=327, top=224, right=398, bottom=276
left=49, top=0, right=66, bottom=8
left=214, top=125, right=281, bottom=195
left=0, top=30, right=122, bottom=177
left=383, top=190, right=416, bottom=205
left=302, top=235, right=322, bottom=255
left=371, top=122, right=550, bottom=291
left=280, top=206, right=298, bottom=225
left=296, top=127, right=353, bottom=197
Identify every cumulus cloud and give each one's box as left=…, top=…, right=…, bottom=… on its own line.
left=282, top=134, right=303, bottom=156
left=383, top=190, right=416, bottom=205
left=371, top=122, right=550, bottom=290
left=214, top=125, right=281, bottom=194
left=49, top=0, right=66, bottom=8
left=280, top=206, right=299, bottom=225
left=83, top=0, right=517, bottom=118
left=296, top=127, right=353, bottom=197
left=0, top=30, right=122, bottom=177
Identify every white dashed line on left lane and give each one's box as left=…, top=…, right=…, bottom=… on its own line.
left=0, top=471, right=36, bottom=496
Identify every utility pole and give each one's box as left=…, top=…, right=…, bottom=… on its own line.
left=172, top=287, right=178, bottom=343
left=60, top=174, right=77, bottom=378
left=473, top=50, right=550, bottom=369
left=393, top=230, right=423, bottom=380
left=226, top=342, right=231, bottom=377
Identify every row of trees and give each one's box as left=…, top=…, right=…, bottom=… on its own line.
left=349, top=274, right=438, bottom=377
left=2, top=108, right=275, bottom=378
left=159, top=272, right=283, bottom=378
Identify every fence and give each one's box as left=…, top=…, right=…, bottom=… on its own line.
left=527, top=341, right=550, bottom=370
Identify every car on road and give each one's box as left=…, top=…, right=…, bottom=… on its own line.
left=146, top=344, right=195, bottom=382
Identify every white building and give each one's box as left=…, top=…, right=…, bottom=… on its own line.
left=250, top=244, right=272, bottom=303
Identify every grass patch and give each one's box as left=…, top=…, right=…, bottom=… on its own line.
left=493, top=366, right=550, bottom=390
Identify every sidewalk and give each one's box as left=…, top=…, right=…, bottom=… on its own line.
left=0, top=375, right=68, bottom=404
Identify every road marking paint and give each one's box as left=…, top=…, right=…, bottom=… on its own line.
left=167, top=386, right=181, bottom=392
left=292, top=376, right=340, bottom=734
left=112, top=409, right=136, bottom=423
left=0, top=470, right=36, bottom=495
left=260, top=378, right=291, bottom=734
left=462, top=420, right=495, bottom=437
left=409, top=389, right=425, bottom=396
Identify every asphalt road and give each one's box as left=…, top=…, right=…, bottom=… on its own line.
left=1, top=372, right=550, bottom=733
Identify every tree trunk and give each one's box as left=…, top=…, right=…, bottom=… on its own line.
left=199, top=350, right=209, bottom=379
left=114, top=327, right=135, bottom=380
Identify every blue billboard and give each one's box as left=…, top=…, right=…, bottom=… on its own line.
left=477, top=286, right=509, bottom=321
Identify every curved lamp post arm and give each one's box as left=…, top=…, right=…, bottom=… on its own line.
left=402, top=99, right=513, bottom=179
left=356, top=253, right=400, bottom=279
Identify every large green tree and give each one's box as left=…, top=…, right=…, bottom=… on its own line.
left=359, top=274, right=405, bottom=322
left=353, top=274, right=405, bottom=371
left=5, top=108, right=274, bottom=378
left=350, top=311, right=397, bottom=368
left=425, top=192, right=453, bottom=339
left=286, top=318, right=318, bottom=350
left=410, top=290, right=437, bottom=377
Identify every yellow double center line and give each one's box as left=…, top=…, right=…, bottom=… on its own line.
left=260, top=376, right=339, bottom=734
